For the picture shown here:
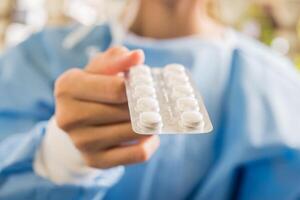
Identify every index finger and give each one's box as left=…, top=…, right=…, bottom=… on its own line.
left=86, top=48, right=145, bottom=75
left=56, top=69, right=127, bottom=104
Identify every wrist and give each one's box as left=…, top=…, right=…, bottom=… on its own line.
left=34, top=117, right=124, bottom=185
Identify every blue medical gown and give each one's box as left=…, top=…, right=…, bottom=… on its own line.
left=0, top=25, right=300, bottom=200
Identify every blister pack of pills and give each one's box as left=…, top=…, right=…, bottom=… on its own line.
left=125, top=64, right=213, bottom=135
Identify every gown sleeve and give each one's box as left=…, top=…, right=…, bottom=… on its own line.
left=210, top=47, right=300, bottom=200
left=231, top=49, right=300, bottom=200
left=0, top=29, right=123, bottom=200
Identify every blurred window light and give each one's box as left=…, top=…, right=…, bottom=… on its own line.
left=18, top=0, right=46, bottom=29
left=215, top=0, right=251, bottom=24
left=271, top=37, right=290, bottom=56
left=241, top=20, right=261, bottom=38
left=67, top=0, right=98, bottom=25
left=5, top=23, right=33, bottom=48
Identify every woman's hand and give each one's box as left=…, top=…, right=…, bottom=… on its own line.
left=54, top=47, right=160, bottom=169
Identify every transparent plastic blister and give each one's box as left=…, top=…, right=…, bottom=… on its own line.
left=125, top=64, right=213, bottom=135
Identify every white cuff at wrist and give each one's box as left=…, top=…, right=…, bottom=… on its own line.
left=34, top=117, right=101, bottom=185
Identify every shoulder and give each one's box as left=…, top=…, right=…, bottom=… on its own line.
left=22, top=23, right=112, bottom=61
left=21, top=24, right=112, bottom=52
left=1, top=24, right=113, bottom=78
left=228, top=30, right=300, bottom=91
left=223, top=31, right=300, bottom=147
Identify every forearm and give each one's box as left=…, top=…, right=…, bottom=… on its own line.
left=0, top=120, right=124, bottom=199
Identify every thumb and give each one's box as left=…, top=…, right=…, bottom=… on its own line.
left=86, top=49, right=145, bottom=75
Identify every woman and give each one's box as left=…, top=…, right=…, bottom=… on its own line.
left=0, top=0, right=300, bottom=199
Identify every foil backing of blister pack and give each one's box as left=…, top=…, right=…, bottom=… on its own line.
left=125, top=64, right=213, bottom=135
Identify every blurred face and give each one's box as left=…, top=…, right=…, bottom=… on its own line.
left=159, top=0, right=189, bottom=8
left=160, top=0, right=207, bottom=5
left=145, top=0, right=208, bottom=11
left=161, top=0, right=179, bottom=7
left=129, top=0, right=217, bottom=39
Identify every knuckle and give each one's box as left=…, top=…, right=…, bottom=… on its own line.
left=111, top=78, right=126, bottom=102
left=54, top=68, right=82, bottom=98
left=95, top=162, right=111, bottom=170
left=135, top=145, right=151, bottom=162
left=84, top=155, right=99, bottom=168
left=74, top=138, right=101, bottom=153
left=107, top=46, right=128, bottom=55
left=89, top=53, right=104, bottom=64
left=108, top=46, right=119, bottom=52
left=72, top=137, right=86, bottom=151
left=55, top=111, right=66, bottom=130
left=54, top=78, right=66, bottom=98
left=84, top=154, right=111, bottom=169
left=55, top=108, right=76, bottom=131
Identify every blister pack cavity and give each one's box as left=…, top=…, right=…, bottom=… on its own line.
left=125, top=64, right=213, bottom=135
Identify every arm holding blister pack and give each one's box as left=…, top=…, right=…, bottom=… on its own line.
left=0, top=43, right=159, bottom=199
left=51, top=47, right=160, bottom=170
left=0, top=41, right=123, bottom=199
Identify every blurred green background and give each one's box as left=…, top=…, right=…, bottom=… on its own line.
left=215, top=0, right=300, bottom=70
left=0, top=0, right=300, bottom=70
